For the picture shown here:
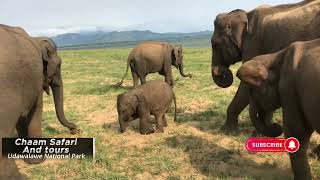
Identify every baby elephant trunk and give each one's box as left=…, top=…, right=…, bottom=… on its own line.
left=119, top=117, right=126, bottom=133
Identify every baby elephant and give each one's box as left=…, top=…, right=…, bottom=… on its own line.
left=117, top=80, right=177, bottom=134
left=237, top=38, right=320, bottom=180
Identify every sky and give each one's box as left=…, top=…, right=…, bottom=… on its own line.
left=0, top=0, right=300, bottom=36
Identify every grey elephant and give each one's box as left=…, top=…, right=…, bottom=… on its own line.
left=210, top=0, right=320, bottom=133
left=117, top=80, right=177, bottom=134
left=0, top=25, right=78, bottom=167
left=116, top=41, right=192, bottom=87
left=237, top=38, right=320, bottom=180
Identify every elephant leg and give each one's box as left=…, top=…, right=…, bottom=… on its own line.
left=139, top=75, right=147, bottom=85
left=23, top=96, right=45, bottom=164
left=139, top=113, right=154, bottom=135
left=164, top=68, right=174, bottom=86
left=16, top=117, right=28, bottom=137
left=131, top=71, right=139, bottom=88
left=0, top=97, right=26, bottom=179
left=27, top=96, right=43, bottom=138
left=222, top=82, right=249, bottom=133
left=155, top=114, right=164, bottom=133
left=162, top=114, right=168, bottom=127
left=283, top=104, right=313, bottom=180
left=135, top=64, right=147, bottom=85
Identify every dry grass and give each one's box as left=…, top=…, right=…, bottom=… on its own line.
left=14, top=48, right=320, bottom=179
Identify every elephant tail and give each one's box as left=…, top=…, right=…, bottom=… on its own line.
left=115, top=56, right=132, bottom=87
left=172, top=90, right=177, bottom=122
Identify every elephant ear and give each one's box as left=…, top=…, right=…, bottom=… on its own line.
left=177, top=45, right=183, bottom=57
left=38, top=37, right=57, bottom=94
left=169, top=45, right=177, bottom=66
left=236, top=61, right=268, bottom=87
left=134, top=93, right=149, bottom=115
left=39, top=37, right=57, bottom=62
left=226, top=9, right=248, bottom=49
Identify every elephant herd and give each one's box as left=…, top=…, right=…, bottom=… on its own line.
left=1, top=0, right=320, bottom=179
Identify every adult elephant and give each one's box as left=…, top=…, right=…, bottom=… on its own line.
left=115, top=41, right=192, bottom=87
left=236, top=38, right=320, bottom=180
left=0, top=24, right=78, bottom=166
left=210, top=0, right=320, bottom=133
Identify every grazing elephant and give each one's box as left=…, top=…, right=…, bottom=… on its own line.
left=237, top=38, right=320, bottom=180
left=0, top=25, right=78, bottom=166
left=117, top=80, right=177, bottom=134
left=115, top=41, right=192, bottom=87
left=210, top=0, right=320, bottom=133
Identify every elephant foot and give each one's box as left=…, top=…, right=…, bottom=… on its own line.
left=140, top=127, right=155, bottom=135
left=23, top=157, right=45, bottom=164
left=70, top=128, right=80, bottom=134
left=220, top=122, right=239, bottom=134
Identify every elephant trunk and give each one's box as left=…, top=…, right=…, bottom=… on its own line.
left=119, top=117, right=126, bottom=133
left=51, top=82, right=78, bottom=134
left=118, top=115, right=131, bottom=133
left=249, top=102, right=283, bottom=137
left=211, top=48, right=233, bottom=88
left=178, top=63, right=192, bottom=78
left=211, top=65, right=233, bottom=88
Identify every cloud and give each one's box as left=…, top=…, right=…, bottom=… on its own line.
left=1, top=0, right=300, bottom=36
left=29, top=26, right=116, bottom=36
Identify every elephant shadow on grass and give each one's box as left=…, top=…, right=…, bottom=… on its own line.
left=174, top=107, right=255, bottom=135
left=174, top=107, right=225, bottom=132
left=102, top=116, right=158, bottom=134
left=165, top=134, right=292, bottom=179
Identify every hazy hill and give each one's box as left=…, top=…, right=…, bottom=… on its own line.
left=51, top=30, right=213, bottom=49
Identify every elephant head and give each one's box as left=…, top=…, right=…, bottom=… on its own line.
left=171, top=45, right=192, bottom=78
left=211, top=9, right=248, bottom=88
left=36, top=37, right=78, bottom=134
left=236, top=53, right=284, bottom=137
left=117, top=93, right=139, bottom=133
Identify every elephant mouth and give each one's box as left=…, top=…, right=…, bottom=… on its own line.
left=211, top=66, right=233, bottom=88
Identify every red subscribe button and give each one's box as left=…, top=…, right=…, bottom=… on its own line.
left=245, top=137, right=300, bottom=153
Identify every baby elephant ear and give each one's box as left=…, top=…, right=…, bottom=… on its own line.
left=134, top=93, right=149, bottom=114
left=236, top=62, right=268, bottom=87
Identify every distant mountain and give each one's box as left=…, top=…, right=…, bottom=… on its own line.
left=51, top=30, right=213, bottom=49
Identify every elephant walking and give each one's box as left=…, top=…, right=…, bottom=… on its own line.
left=116, top=41, right=192, bottom=87
left=210, top=0, right=320, bottom=133
left=237, top=38, right=320, bottom=180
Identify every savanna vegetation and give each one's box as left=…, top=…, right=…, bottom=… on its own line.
left=17, top=48, right=320, bottom=179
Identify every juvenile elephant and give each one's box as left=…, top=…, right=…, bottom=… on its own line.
left=210, top=0, right=320, bottom=133
left=117, top=80, right=177, bottom=134
left=0, top=25, right=78, bottom=167
left=237, top=38, right=320, bottom=180
left=116, top=41, right=192, bottom=87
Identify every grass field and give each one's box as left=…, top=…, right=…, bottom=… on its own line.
left=16, top=48, right=320, bottom=179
